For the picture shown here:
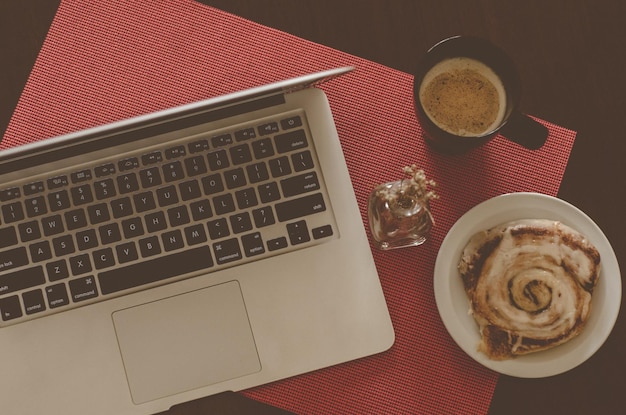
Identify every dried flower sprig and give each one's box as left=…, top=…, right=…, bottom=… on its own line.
left=398, top=164, right=439, bottom=204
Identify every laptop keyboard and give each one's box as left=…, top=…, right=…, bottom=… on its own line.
left=0, top=110, right=337, bottom=325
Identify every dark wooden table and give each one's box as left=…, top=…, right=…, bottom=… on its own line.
left=2, top=1, right=624, bottom=413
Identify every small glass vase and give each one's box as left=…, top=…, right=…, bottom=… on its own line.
left=367, top=180, right=434, bottom=250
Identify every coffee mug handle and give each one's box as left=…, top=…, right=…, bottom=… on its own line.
left=499, top=112, right=549, bottom=150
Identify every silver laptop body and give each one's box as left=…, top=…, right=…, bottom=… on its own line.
left=0, top=67, right=394, bottom=414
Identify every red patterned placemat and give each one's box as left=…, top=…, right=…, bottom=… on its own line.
left=2, top=1, right=576, bottom=414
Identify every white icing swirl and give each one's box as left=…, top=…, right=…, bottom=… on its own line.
left=459, top=219, right=600, bottom=359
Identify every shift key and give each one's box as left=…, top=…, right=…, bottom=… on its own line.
left=275, top=193, right=326, bottom=222
left=0, top=265, right=46, bottom=295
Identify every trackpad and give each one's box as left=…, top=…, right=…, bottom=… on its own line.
left=112, top=281, right=261, bottom=404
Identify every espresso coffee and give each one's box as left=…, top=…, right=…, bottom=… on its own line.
left=419, top=57, right=506, bottom=137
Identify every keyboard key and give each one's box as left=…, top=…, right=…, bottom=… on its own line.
left=189, top=199, right=213, bottom=221
left=116, top=242, right=139, bottom=264
left=24, top=196, right=47, bottom=217
left=188, top=139, right=209, bottom=154
left=122, top=217, right=145, bottom=239
left=48, top=190, right=71, bottom=211
left=287, top=220, right=310, bottom=245
left=165, top=145, right=186, bottom=159
left=313, top=225, right=334, bottom=239
left=1, top=246, right=29, bottom=272
left=92, top=248, right=115, bottom=270
left=230, top=212, right=253, bottom=234
left=118, top=173, right=140, bottom=194
left=87, top=203, right=111, bottom=225
left=0, top=295, right=22, bottom=321
left=118, top=157, right=139, bottom=171
left=65, top=208, right=88, bottom=230
left=211, top=134, right=233, bottom=148
left=141, top=152, right=163, bottom=165
left=201, top=174, right=224, bottom=195
left=23, top=181, right=45, bottom=195
left=69, top=253, right=92, bottom=276
left=69, top=276, right=98, bottom=302
left=145, top=211, right=167, bottom=233
left=251, top=137, right=274, bottom=159
left=258, top=182, right=280, bottom=203
left=111, top=197, right=133, bottom=218
left=224, top=167, right=246, bottom=189
left=156, top=185, right=179, bottom=207
left=18, top=221, right=41, bottom=243
left=41, top=214, right=65, bottom=236
left=46, top=259, right=69, bottom=281
left=98, top=246, right=213, bottom=295
left=71, top=169, right=92, bottom=183
left=0, top=265, right=45, bottom=295
left=23, top=289, right=46, bottom=315
left=94, top=178, right=117, bottom=200
left=133, top=191, right=157, bottom=213
left=179, top=180, right=201, bottom=201
left=281, top=115, right=302, bottom=130
left=184, top=224, right=207, bottom=245
left=230, top=144, right=252, bottom=165
left=207, top=218, right=229, bottom=240
left=258, top=122, right=279, bottom=135
left=162, top=161, right=185, bottom=182
left=167, top=205, right=190, bottom=227
left=213, top=238, right=242, bottom=265
left=0, top=226, right=18, bottom=248
left=291, top=150, right=314, bottom=171
left=76, top=229, right=99, bottom=251
left=70, top=185, right=94, bottom=206
left=52, top=235, right=75, bottom=257
left=246, top=162, right=269, bottom=183
left=139, top=167, right=163, bottom=188
left=29, top=241, right=52, bottom=262
left=275, top=193, right=326, bottom=222
left=2, top=202, right=25, bottom=223
left=275, top=129, right=308, bottom=153
left=267, top=237, right=288, bottom=251
left=162, top=230, right=184, bottom=252
left=269, top=156, right=292, bottom=178
left=252, top=206, right=275, bottom=228
left=207, top=149, right=230, bottom=170
left=94, top=163, right=116, bottom=177
left=235, top=188, right=258, bottom=209
left=184, top=156, right=208, bottom=176
left=46, top=283, right=70, bottom=309
left=241, top=232, right=265, bottom=257
left=234, top=128, right=256, bottom=141
left=99, top=223, right=122, bottom=244
left=0, top=187, right=20, bottom=201
left=281, top=172, right=320, bottom=197
left=213, top=194, right=235, bottom=215
left=47, top=175, right=68, bottom=189
left=139, top=236, right=161, bottom=258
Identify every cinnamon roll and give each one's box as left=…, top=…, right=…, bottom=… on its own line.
left=458, top=219, right=601, bottom=360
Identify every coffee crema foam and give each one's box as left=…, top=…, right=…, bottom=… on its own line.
left=419, top=57, right=506, bottom=137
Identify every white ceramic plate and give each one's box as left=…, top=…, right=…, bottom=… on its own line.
left=434, top=192, right=621, bottom=378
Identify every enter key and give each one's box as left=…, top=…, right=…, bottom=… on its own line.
left=280, top=172, right=320, bottom=197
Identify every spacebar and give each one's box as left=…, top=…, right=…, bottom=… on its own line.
left=98, top=246, right=213, bottom=295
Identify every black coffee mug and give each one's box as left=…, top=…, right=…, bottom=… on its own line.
left=413, top=36, right=548, bottom=154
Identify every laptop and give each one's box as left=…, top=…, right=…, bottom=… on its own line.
left=0, top=67, right=394, bottom=414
